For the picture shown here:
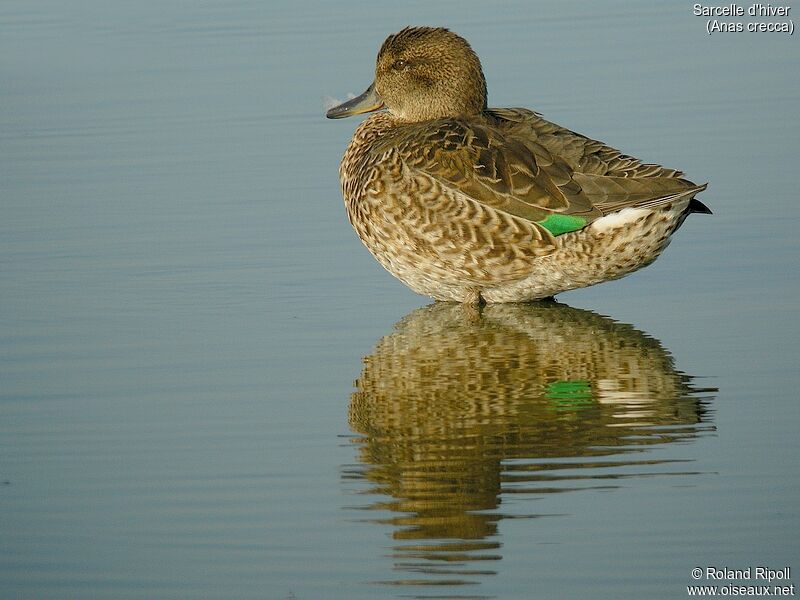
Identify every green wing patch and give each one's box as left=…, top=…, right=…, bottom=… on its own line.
left=538, top=214, right=588, bottom=236
left=545, top=380, right=594, bottom=410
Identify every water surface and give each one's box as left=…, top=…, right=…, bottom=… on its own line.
left=1, top=1, right=798, bottom=598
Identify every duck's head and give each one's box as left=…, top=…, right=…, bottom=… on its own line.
left=326, top=27, right=487, bottom=123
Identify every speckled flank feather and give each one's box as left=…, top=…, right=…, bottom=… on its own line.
left=331, top=27, right=709, bottom=303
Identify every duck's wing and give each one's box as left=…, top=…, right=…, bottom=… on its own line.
left=488, top=108, right=706, bottom=214
left=488, top=107, right=688, bottom=178
left=377, top=118, right=604, bottom=243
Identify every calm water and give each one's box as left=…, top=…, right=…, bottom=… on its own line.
left=2, top=1, right=798, bottom=598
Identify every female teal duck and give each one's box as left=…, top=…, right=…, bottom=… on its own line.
left=327, top=27, right=709, bottom=303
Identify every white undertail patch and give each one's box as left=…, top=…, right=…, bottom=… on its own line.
left=590, top=208, right=651, bottom=234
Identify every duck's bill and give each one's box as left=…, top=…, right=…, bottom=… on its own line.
left=326, top=83, right=384, bottom=119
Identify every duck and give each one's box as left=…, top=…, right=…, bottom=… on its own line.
left=326, top=27, right=709, bottom=304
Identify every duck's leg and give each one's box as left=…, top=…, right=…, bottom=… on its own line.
left=463, top=287, right=485, bottom=306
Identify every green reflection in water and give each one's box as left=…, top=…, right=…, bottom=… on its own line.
left=345, top=302, right=715, bottom=593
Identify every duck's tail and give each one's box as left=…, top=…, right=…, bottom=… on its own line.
left=688, top=195, right=712, bottom=214
left=632, top=183, right=711, bottom=214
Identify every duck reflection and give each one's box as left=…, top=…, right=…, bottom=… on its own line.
left=345, top=302, right=715, bottom=590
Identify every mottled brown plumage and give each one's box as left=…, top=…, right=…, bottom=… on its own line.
left=327, top=27, right=709, bottom=303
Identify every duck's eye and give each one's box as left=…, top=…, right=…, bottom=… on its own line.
left=393, top=59, right=409, bottom=71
